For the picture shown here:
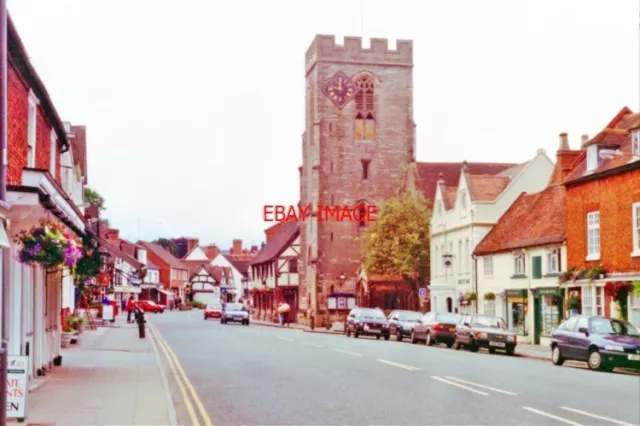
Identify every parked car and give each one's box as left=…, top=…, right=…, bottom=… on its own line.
left=221, top=302, right=250, bottom=325
left=453, top=314, right=517, bottom=355
left=135, top=300, right=165, bottom=314
left=550, top=315, right=640, bottom=372
left=204, top=303, right=223, bottom=320
left=412, top=312, right=461, bottom=347
left=387, top=310, right=423, bottom=341
left=345, top=307, right=390, bottom=340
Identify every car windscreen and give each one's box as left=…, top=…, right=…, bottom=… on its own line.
left=435, top=313, right=461, bottom=324
left=359, top=309, right=386, bottom=320
left=398, top=312, right=422, bottom=321
left=474, top=316, right=507, bottom=329
left=225, top=303, right=244, bottom=311
left=591, top=318, right=640, bottom=336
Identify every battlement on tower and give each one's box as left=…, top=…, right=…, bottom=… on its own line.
left=305, top=35, right=413, bottom=73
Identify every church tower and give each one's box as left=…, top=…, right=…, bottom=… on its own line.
left=299, top=35, right=415, bottom=322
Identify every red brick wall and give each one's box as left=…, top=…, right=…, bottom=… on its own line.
left=565, top=168, right=640, bottom=273
left=7, top=62, right=61, bottom=185
left=146, top=250, right=170, bottom=289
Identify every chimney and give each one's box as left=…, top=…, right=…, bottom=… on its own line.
left=559, top=132, right=569, bottom=151
left=205, top=245, right=220, bottom=260
left=250, top=245, right=258, bottom=253
left=581, top=134, right=589, bottom=148
left=232, top=239, right=242, bottom=255
left=105, top=229, right=119, bottom=241
left=186, top=238, right=199, bottom=254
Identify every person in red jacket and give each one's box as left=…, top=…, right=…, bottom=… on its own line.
left=126, top=296, right=136, bottom=323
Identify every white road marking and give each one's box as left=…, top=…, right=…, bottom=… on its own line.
left=431, top=376, right=489, bottom=396
left=377, top=359, right=421, bottom=371
left=301, top=342, right=323, bottom=348
left=560, top=406, right=636, bottom=426
left=333, top=348, right=362, bottom=357
left=444, top=376, right=517, bottom=396
left=522, top=407, right=585, bottom=426
left=276, top=336, right=294, bottom=342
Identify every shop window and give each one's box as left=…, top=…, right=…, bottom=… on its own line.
left=509, top=299, right=528, bottom=335
left=540, top=295, right=561, bottom=335
left=630, top=292, right=640, bottom=328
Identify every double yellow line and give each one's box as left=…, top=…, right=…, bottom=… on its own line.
left=149, top=323, right=214, bottom=426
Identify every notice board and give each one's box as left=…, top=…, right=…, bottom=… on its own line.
left=6, top=355, right=28, bottom=418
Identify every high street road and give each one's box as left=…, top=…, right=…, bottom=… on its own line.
left=149, top=311, right=640, bottom=426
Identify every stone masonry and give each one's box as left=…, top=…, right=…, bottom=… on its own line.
left=299, top=35, right=416, bottom=321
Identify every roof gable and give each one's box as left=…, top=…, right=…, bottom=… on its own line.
left=183, top=246, right=209, bottom=262
left=137, top=241, right=186, bottom=270
left=251, top=221, right=300, bottom=265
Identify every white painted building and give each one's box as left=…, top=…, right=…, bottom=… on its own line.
left=189, top=265, right=233, bottom=305
left=429, top=150, right=555, bottom=314
left=211, top=253, right=253, bottom=301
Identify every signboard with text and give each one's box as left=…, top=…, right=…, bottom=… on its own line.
left=6, top=355, right=28, bottom=418
left=418, top=288, right=427, bottom=298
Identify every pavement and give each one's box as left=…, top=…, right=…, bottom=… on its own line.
left=152, top=310, right=640, bottom=426
left=21, top=314, right=175, bottom=426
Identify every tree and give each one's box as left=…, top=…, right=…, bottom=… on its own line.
left=153, top=238, right=179, bottom=257
left=361, top=164, right=432, bottom=290
left=84, top=187, right=106, bottom=211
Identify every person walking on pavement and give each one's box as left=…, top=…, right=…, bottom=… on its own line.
left=277, top=302, right=291, bottom=326
left=121, top=298, right=127, bottom=315
left=126, top=296, right=136, bottom=323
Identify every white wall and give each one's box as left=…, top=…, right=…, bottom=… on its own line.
left=211, top=253, right=245, bottom=295
left=184, top=246, right=209, bottom=261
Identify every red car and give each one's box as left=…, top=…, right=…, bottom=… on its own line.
left=135, top=300, right=165, bottom=313
left=204, top=303, right=223, bottom=320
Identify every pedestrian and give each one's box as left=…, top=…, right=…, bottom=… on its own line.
left=126, top=295, right=136, bottom=323
left=121, top=298, right=126, bottom=314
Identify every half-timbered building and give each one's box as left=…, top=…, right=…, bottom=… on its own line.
left=249, top=221, right=300, bottom=322
left=189, top=265, right=233, bottom=305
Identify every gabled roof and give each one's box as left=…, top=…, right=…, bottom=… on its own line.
left=181, top=245, right=210, bottom=261
left=417, top=162, right=518, bottom=204
left=147, top=260, right=160, bottom=270
left=467, top=175, right=511, bottom=201
left=137, top=241, right=187, bottom=270
left=97, top=237, right=145, bottom=271
left=189, top=264, right=232, bottom=283
left=223, top=254, right=253, bottom=275
left=565, top=107, right=640, bottom=184
left=473, top=185, right=566, bottom=256
left=251, top=221, right=299, bottom=265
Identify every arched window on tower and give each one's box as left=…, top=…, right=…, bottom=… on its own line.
left=354, top=76, right=375, bottom=141
left=355, top=201, right=367, bottom=228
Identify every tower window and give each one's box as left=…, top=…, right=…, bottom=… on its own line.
left=362, top=160, right=370, bottom=180
left=330, top=232, right=334, bottom=242
left=355, top=76, right=375, bottom=141
left=330, top=194, right=334, bottom=205
left=355, top=202, right=367, bottom=227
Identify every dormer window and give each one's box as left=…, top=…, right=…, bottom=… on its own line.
left=586, top=145, right=598, bottom=172
left=633, top=130, right=640, bottom=157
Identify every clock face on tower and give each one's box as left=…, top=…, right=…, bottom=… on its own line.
left=322, top=71, right=358, bottom=109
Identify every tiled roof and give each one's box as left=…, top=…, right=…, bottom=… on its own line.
left=468, top=175, right=511, bottom=201
left=416, top=162, right=517, bottom=203
left=97, top=237, right=145, bottom=271
left=182, top=259, right=209, bottom=276
left=147, top=260, right=160, bottom=270
left=565, top=107, right=640, bottom=183
left=473, top=185, right=566, bottom=255
left=223, top=254, right=253, bottom=275
left=189, top=264, right=231, bottom=283
left=137, top=241, right=187, bottom=270
left=251, top=221, right=299, bottom=265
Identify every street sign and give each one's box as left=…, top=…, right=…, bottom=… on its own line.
left=6, top=355, right=28, bottom=418
left=418, top=288, right=426, bottom=298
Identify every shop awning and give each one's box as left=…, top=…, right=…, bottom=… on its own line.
left=157, top=288, right=174, bottom=297
left=114, top=286, right=141, bottom=294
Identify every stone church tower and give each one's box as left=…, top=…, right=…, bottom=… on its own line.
left=299, top=35, right=416, bottom=322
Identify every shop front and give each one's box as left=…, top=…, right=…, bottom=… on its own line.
left=533, top=287, right=564, bottom=346
left=504, top=289, right=529, bottom=339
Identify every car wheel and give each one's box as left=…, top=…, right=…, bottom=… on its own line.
left=396, top=330, right=403, bottom=342
left=469, top=338, right=478, bottom=353
left=376, top=335, right=381, bottom=340
left=446, top=342, right=453, bottom=348
left=411, top=331, right=418, bottom=344
left=452, top=336, right=460, bottom=350
left=587, top=348, right=605, bottom=370
left=353, top=330, right=359, bottom=338
left=488, top=348, right=496, bottom=354
left=384, top=334, right=390, bottom=341
left=551, top=345, right=565, bottom=366
left=426, top=332, right=434, bottom=346
left=506, top=346, right=515, bottom=356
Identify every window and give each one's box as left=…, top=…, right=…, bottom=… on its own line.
left=514, top=252, right=525, bottom=275
left=330, top=194, right=334, bottom=205
left=361, top=160, right=370, bottom=179
left=595, top=287, right=604, bottom=316
left=586, top=145, right=598, bottom=172
left=483, top=256, right=493, bottom=277
left=27, top=97, right=37, bottom=167
left=582, top=289, right=593, bottom=316
left=633, top=130, right=640, bottom=157
left=540, top=295, right=561, bottom=334
left=355, top=202, right=366, bottom=227
left=483, top=300, right=496, bottom=316
left=354, top=76, right=375, bottom=141
left=547, top=248, right=561, bottom=273
left=289, top=259, right=298, bottom=273
left=633, top=202, right=640, bottom=254
left=171, top=269, right=177, bottom=280
left=465, top=239, right=470, bottom=273
left=50, top=131, right=57, bottom=178
left=532, top=256, right=542, bottom=279
left=587, top=211, right=600, bottom=259
left=457, top=240, right=462, bottom=275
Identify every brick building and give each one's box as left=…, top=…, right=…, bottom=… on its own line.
left=138, top=241, right=189, bottom=305
left=298, top=35, right=416, bottom=322
left=561, top=107, right=640, bottom=328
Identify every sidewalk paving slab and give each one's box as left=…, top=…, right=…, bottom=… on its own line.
left=17, top=315, right=175, bottom=426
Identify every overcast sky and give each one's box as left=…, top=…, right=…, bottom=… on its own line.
left=7, top=0, right=638, bottom=250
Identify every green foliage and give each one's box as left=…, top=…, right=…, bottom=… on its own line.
left=484, top=292, right=496, bottom=301
left=15, top=220, right=68, bottom=268
left=153, top=238, right=179, bottom=257
left=84, top=187, right=106, bottom=211
left=74, top=234, right=104, bottom=287
left=361, top=184, right=431, bottom=288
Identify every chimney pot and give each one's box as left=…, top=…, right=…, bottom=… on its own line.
left=581, top=134, right=589, bottom=147
left=559, top=133, right=569, bottom=151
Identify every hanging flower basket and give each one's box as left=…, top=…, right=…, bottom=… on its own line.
left=15, top=220, right=82, bottom=269
left=483, top=292, right=496, bottom=301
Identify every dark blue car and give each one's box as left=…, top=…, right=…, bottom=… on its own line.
left=550, top=315, right=640, bottom=372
